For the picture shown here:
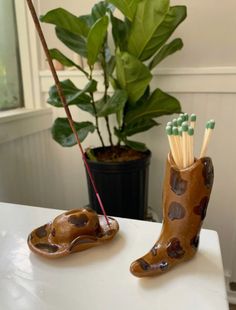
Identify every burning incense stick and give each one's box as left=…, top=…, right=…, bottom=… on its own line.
left=26, top=0, right=110, bottom=226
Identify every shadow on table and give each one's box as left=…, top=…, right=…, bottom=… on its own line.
left=138, top=251, right=222, bottom=290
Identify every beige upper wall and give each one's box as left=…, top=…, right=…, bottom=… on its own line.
left=38, top=0, right=236, bottom=68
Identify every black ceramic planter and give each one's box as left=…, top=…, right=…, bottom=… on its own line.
left=85, top=148, right=151, bottom=220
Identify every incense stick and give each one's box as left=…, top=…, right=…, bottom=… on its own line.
left=26, top=0, right=110, bottom=226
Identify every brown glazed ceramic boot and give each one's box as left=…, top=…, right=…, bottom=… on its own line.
left=130, top=154, right=214, bottom=277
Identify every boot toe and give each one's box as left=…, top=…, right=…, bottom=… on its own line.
left=130, top=260, right=143, bottom=277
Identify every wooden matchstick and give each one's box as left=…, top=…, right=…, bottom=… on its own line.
left=166, top=126, right=179, bottom=167
left=200, top=120, right=215, bottom=158
left=177, top=116, right=183, bottom=128
left=172, top=118, right=178, bottom=127
left=188, top=126, right=194, bottom=166
left=172, top=126, right=182, bottom=168
left=182, top=121, right=189, bottom=168
left=190, top=114, right=196, bottom=129
left=184, top=113, right=189, bottom=122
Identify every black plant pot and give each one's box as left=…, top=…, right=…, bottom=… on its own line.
left=85, top=148, right=151, bottom=220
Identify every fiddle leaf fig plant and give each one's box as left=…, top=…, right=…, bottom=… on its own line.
left=41, top=0, right=186, bottom=154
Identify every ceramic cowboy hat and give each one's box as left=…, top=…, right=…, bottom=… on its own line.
left=27, top=207, right=119, bottom=258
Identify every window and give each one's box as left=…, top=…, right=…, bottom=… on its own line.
left=0, top=0, right=24, bottom=111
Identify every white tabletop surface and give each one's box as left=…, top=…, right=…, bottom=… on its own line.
left=0, top=202, right=229, bottom=310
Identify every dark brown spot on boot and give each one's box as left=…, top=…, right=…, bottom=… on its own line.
left=159, top=261, right=169, bottom=271
left=35, top=243, right=59, bottom=253
left=170, top=168, right=187, bottom=195
left=167, top=238, right=185, bottom=259
left=68, top=214, right=89, bottom=227
left=201, top=158, right=214, bottom=189
left=168, top=202, right=186, bottom=220
left=138, top=258, right=151, bottom=271
left=190, top=235, right=200, bottom=249
left=194, top=196, right=209, bottom=220
left=35, top=225, right=47, bottom=238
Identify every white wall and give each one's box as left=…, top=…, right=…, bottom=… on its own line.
left=38, top=0, right=236, bottom=68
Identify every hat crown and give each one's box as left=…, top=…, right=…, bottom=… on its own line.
left=50, top=208, right=100, bottom=244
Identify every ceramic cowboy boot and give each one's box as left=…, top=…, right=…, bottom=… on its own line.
left=130, top=154, right=214, bottom=277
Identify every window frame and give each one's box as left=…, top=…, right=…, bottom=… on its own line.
left=0, top=0, right=52, bottom=144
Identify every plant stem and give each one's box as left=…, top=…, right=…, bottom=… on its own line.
left=105, top=116, right=113, bottom=146
left=89, top=66, right=105, bottom=147
left=91, top=92, right=105, bottom=147
left=102, top=44, right=113, bottom=146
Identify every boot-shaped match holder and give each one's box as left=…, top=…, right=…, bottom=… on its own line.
left=130, top=154, right=214, bottom=277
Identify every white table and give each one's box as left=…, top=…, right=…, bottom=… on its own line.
left=0, top=202, right=229, bottom=310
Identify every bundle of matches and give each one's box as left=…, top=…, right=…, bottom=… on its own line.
left=166, top=114, right=215, bottom=169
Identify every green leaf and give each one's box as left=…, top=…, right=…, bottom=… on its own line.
left=107, top=0, right=142, bottom=21
left=140, top=6, right=187, bottom=61
left=56, top=27, right=87, bottom=58
left=107, top=56, right=116, bottom=75
left=40, top=8, right=89, bottom=37
left=125, top=88, right=181, bottom=123
left=47, top=79, right=91, bottom=108
left=110, top=14, right=130, bottom=51
left=49, top=48, right=88, bottom=75
left=92, top=1, right=114, bottom=21
left=123, top=119, right=159, bottom=136
left=149, top=38, right=183, bottom=69
left=97, top=90, right=128, bottom=117
left=116, top=51, right=152, bottom=104
left=52, top=118, right=95, bottom=147
left=124, top=139, right=147, bottom=152
left=87, top=16, right=109, bottom=66
left=127, top=0, right=170, bottom=60
left=79, top=15, right=94, bottom=28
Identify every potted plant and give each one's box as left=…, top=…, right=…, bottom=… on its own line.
left=40, top=0, right=186, bottom=219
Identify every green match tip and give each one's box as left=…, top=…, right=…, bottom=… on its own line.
left=166, top=126, right=172, bottom=135
left=188, top=127, right=194, bottom=136
left=178, top=127, right=183, bottom=136
left=172, top=126, right=178, bottom=135
left=190, top=114, right=196, bottom=121
left=184, top=113, right=189, bottom=121
left=182, top=121, right=188, bottom=132
left=177, top=117, right=183, bottom=126
left=172, top=118, right=178, bottom=126
left=167, top=121, right=172, bottom=127
left=208, top=119, right=215, bottom=129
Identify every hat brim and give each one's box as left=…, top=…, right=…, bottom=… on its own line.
left=28, top=215, right=119, bottom=259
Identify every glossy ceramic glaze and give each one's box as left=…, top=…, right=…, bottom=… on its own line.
left=130, top=155, right=214, bottom=277
left=28, top=207, right=119, bottom=258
